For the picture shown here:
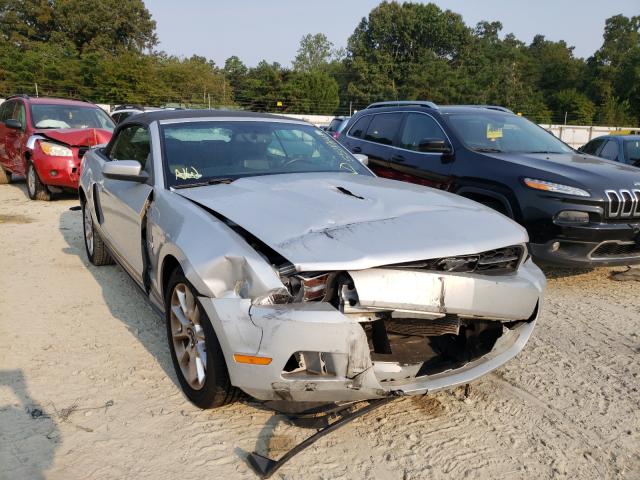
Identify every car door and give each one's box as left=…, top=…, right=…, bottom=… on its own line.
left=0, top=100, right=16, bottom=172
left=5, top=100, right=28, bottom=174
left=390, top=112, right=454, bottom=188
left=599, top=139, right=620, bottom=162
left=98, top=124, right=153, bottom=285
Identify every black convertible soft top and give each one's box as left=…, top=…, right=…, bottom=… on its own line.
left=119, top=109, right=301, bottom=128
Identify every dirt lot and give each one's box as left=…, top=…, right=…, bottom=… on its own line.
left=0, top=180, right=638, bottom=480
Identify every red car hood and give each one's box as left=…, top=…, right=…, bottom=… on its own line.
left=36, top=128, right=113, bottom=147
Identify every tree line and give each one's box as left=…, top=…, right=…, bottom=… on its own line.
left=0, top=0, right=638, bottom=125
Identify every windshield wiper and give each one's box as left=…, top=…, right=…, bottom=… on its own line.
left=473, top=147, right=504, bottom=153
left=172, top=178, right=235, bottom=189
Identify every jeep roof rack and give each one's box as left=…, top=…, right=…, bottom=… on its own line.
left=365, top=100, right=439, bottom=110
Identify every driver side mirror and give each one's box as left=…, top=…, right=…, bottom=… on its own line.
left=418, top=138, right=452, bottom=154
left=353, top=153, right=369, bottom=166
left=102, top=160, right=149, bottom=183
left=5, top=119, right=22, bottom=130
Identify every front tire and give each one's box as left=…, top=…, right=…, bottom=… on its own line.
left=26, top=162, right=50, bottom=201
left=82, top=200, right=113, bottom=266
left=165, top=269, right=238, bottom=409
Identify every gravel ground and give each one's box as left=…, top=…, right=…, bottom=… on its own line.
left=0, top=181, right=638, bottom=480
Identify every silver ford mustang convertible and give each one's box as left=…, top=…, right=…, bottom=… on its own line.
left=79, top=110, right=545, bottom=408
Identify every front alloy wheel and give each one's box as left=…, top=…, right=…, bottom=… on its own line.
left=165, top=270, right=238, bottom=408
left=81, top=200, right=112, bottom=266
left=170, top=283, right=207, bottom=390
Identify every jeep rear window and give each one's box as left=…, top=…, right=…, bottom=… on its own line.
left=444, top=112, right=573, bottom=154
left=31, top=104, right=115, bottom=130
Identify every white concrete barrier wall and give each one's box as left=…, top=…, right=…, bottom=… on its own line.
left=539, top=124, right=638, bottom=149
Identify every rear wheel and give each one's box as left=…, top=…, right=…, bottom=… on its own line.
left=82, top=200, right=113, bottom=266
left=26, top=162, right=50, bottom=201
left=165, top=270, right=238, bottom=409
left=0, top=168, right=12, bottom=184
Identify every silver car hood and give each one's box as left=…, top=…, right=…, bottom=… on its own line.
left=176, top=172, right=528, bottom=271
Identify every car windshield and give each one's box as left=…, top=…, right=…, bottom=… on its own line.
left=161, top=120, right=372, bottom=188
left=31, top=104, right=115, bottom=130
left=624, top=139, right=640, bottom=164
left=444, top=112, right=573, bottom=154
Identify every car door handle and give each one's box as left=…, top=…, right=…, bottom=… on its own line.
left=391, top=155, right=405, bottom=162
left=352, top=146, right=362, bottom=153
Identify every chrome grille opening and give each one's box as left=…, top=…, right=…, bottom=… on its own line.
left=605, top=189, right=640, bottom=219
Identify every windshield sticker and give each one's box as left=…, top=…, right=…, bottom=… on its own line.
left=175, top=166, right=203, bottom=180
left=486, top=124, right=503, bottom=140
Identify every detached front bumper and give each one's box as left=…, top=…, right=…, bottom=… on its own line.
left=200, top=259, right=545, bottom=402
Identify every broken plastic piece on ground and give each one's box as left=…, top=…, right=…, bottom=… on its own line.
left=247, top=396, right=399, bottom=478
left=610, top=266, right=640, bottom=281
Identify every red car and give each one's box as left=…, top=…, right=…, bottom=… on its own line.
left=0, top=95, right=114, bottom=200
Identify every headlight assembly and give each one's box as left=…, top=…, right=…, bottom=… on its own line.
left=39, top=141, right=73, bottom=157
left=523, top=178, right=590, bottom=197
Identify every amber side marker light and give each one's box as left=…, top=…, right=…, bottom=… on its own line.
left=233, top=354, right=272, bottom=365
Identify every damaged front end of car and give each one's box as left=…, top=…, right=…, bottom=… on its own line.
left=199, top=237, right=545, bottom=403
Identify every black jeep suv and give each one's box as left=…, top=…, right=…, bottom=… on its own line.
left=338, top=101, right=640, bottom=267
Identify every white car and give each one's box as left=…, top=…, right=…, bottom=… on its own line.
left=79, top=110, right=545, bottom=409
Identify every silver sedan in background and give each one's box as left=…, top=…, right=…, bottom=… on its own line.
left=79, top=110, right=545, bottom=408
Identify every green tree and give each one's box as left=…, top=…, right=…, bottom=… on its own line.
left=553, top=89, right=596, bottom=124
left=223, top=55, right=248, bottom=104
left=55, top=0, right=157, bottom=53
left=346, top=2, right=472, bottom=107
left=587, top=15, right=640, bottom=125
left=293, top=33, right=333, bottom=72
left=286, top=70, right=339, bottom=114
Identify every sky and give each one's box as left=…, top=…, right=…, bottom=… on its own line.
left=145, top=0, right=639, bottom=67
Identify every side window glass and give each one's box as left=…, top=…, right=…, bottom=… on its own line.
left=347, top=116, right=371, bottom=139
left=599, top=140, right=619, bottom=161
left=109, top=126, right=150, bottom=167
left=399, top=113, right=447, bottom=151
left=624, top=140, right=640, bottom=166
left=364, top=113, right=403, bottom=145
left=0, top=101, right=15, bottom=122
left=14, top=102, right=26, bottom=127
left=581, top=139, right=603, bottom=155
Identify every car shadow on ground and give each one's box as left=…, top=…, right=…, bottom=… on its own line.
left=0, top=369, right=59, bottom=480
left=540, top=264, right=595, bottom=279
left=57, top=208, right=181, bottom=391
